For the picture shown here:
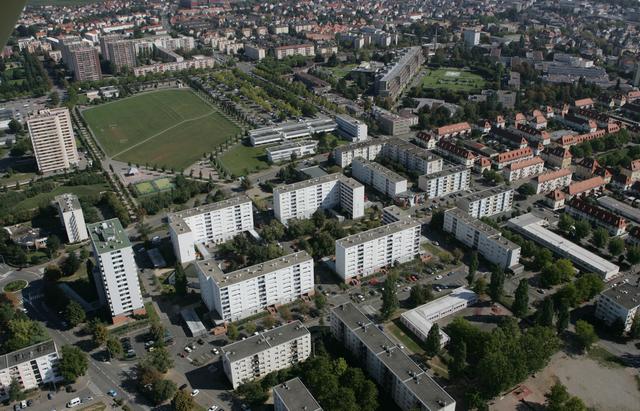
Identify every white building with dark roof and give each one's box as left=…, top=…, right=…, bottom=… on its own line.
left=595, top=282, right=640, bottom=333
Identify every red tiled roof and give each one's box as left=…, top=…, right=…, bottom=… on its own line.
left=566, top=197, right=626, bottom=229
left=536, top=168, right=572, bottom=183
left=435, top=140, right=475, bottom=159
left=568, top=176, right=605, bottom=195
left=436, top=122, right=471, bottom=136
left=508, top=156, right=544, bottom=171
left=497, top=147, right=533, bottom=163
left=628, top=159, right=640, bottom=172
left=543, top=146, right=572, bottom=159
left=574, top=98, right=594, bottom=107
left=546, top=189, right=565, bottom=201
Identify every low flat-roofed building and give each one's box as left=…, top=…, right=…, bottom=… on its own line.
left=180, top=307, right=207, bottom=337
left=595, top=283, right=640, bottom=333
left=443, top=208, right=521, bottom=271
left=249, top=117, right=337, bottom=146
left=331, top=303, right=455, bottom=411
left=198, top=251, right=314, bottom=321
left=273, top=377, right=322, bottom=411
left=221, top=321, right=311, bottom=389
left=352, top=157, right=407, bottom=197
left=507, top=213, right=619, bottom=280
left=400, top=287, right=478, bottom=345
left=456, top=186, right=514, bottom=218
left=597, top=196, right=640, bottom=225
left=266, top=140, right=318, bottom=163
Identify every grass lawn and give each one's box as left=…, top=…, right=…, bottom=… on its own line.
left=387, top=320, right=425, bottom=355
left=133, top=177, right=175, bottom=196
left=219, top=143, right=269, bottom=177
left=29, top=0, right=98, bottom=4
left=78, top=402, right=107, bottom=411
left=587, top=346, right=626, bottom=368
left=3, top=279, right=28, bottom=292
left=327, top=64, right=357, bottom=79
left=134, top=181, right=155, bottom=195
left=14, top=183, right=109, bottom=211
left=0, top=172, right=38, bottom=186
left=421, top=68, right=486, bottom=91
left=153, top=177, right=173, bottom=190
left=82, top=89, right=240, bottom=170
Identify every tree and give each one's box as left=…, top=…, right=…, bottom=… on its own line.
left=244, top=322, right=257, bottom=335
left=48, top=90, right=60, bottom=107
left=227, top=323, right=239, bottom=340
left=312, top=209, right=326, bottom=229
left=381, top=274, right=399, bottom=319
left=611, top=317, right=627, bottom=339
left=546, top=382, right=587, bottom=411
left=279, top=305, right=292, bottom=321
left=173, top=264, right=187, bottom=296
left=236, top=381, right=269, bottom=406
left=474, top=276, right=488, bottom=295
left=46, top=235, right=61, bottom=258
left=43, top=264, right=63, bottom=282
left=149, top=379, right=177, bottom=405
left=489, top=267, right=505, bottom=302
left=558, top=213, right=575, bottom=233
left=556, top=301, right=570, bottom=333
left=573, top=220, right=591, bottom=240
left=93, top=322, right=109, bottom=346
left=171, top=389, right=194, bottom=411
left=59, top=345, right=88, bottom=382
left=537, top=298, right=555, bottom=327
left=449, top=339, right=467, bottom=379
left=512, top=279, right=529, bottom=318
left=518, top=183, right=536, bottom=197
left=425, top=323, right=441, bottom=357
left=314, top=292, right=327, bottom=310
left=409, top=284, right=432, bottom=307
left=106, top=337, right=123, bottom=359
left=608, top=237, right=625, bottom=256
left=240, top=176, right=252, bottom=190
left=629, top=313, right=640, bottom=339
left=468, top=251, right=478, bottom=285
left=144, top=347, right=173, bottom=373
left=8, top=119, right=22, bottom=134
left=61, top=252, right=80, bottom=276
left=64, top=300, right=86, bottom=326
left=575, top=320, right=598, bottom=352
left=626, top=246, right=640, bottom=265
left=150, top=321, right=165, bottom=343
left=8, top=378, right=24, bottom=402
left=592, top=227, right=609, bottom=248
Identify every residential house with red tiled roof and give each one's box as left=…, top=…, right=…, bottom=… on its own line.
left=503, top=157, right=545, bottom=182
left=621, top=159, right=640, bottom=183
left=541, top=146, right=572, bottom=169
left=567, top=176, right=606, bottom=198
left=493, top=147, right=534, bottom=169
left=490, top=127, right=528, bottom=149
left=434, top=140, right=476, bottom=167
left=574, top=98, right=594, bottom=109
left=514, top=123, right=550, bottom=145
left=514, top=112, right=527, bottom=125
left=495, top=115, right=506, bottom=128
left=414, top=131, right=437, bottom=149
left=565, top=197, right=627, bottom=236
left=545, top=189, right=565, bottom=210
left=474, top=156, right=491, bottom=174
left=435, top=122, right=471, bottom=138
left=535, top=168, right=573, bottom=194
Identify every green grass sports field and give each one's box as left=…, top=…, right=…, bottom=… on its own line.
left=421, top=68, right=486, bottom=91
left=82, top=89, right=241, bottom=170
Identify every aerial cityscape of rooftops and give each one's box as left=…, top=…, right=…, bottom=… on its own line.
left=1, top=0, right=640, bottom=410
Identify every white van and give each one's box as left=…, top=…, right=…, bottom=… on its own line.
left=67, top=397, right=81, bottom=408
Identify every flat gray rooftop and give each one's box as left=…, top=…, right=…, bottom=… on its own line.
left=459, top=185, right=513, bottom=203
left=597, top=196, right=640, bottom=224
left=0, top=340, right=57, bottom=369
left=336, top=219, right=419, bottom=248
left=197, top=251, right=312, bottom=288
left=422, top=165, right=469, bottom=180
left=353, top=157, right=406, bottom=182
left=87, top=219, right=130, bottom=253
left=272, top=377, right=322, bottom=411
left=168, top=195, right=252, bottom=233
left=274, top=172, right=362, bottom=195
left=601, top=282, right=640, bottom=310
left=54, top=193, right=82, bottom=213
left=221, top=320, right=309, bottom=362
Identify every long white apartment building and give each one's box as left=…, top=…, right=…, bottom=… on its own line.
left=418, top=166, right=471, bottom=198
left=507, top=213, right=619, bottom=280
left=375, top=47, right=425, bottom=101
left=335, top=219, right=421, bottom=282
left=534, top=168, right=573, bottom=194
left=273, top=378, right=322, bottom=411
left=168, top=195, right=254, bottom=264
left=401, top=287, right=478, bottom=345
left=249, top=117, right=337, bottom=146
left=333, top=139, right=385, bottom=168
left=456, top=186, right=514, bottom=218
left=382, top=138, right=443, bottom=175
left=221, top=321, right=311, bottom=389
left=336, top=114, right=368, bottom=142
left=331, top=303, right=456, bottom=411
left=352, top=157, right=407, bottom=197
left=266, top=140, right=318, bottom=163
left=197, top=251, right=314, bottom=321
left=273, top=173, right=364, bottom=225
left=503, top=157, right=545, bottom=182
left=443, top=208, right=521, bottom=271
left=54, top=193, right=88, bottom=243
left=0, top=340, right=62, bottom=400
left=88, top=219, right=145, bottom=324
left=27, top=108, right=79, bottom=174
left=595, top=283, right=640, bottom=333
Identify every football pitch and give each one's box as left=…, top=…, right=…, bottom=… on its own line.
left=133, top=177, right=174, bottom=196
left=82, top=89, right=241, bottom=170
left=421, top=68, right=486, bottom=91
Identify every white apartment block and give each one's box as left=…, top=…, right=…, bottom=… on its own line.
left=336, top=114, right=368, bottom=142
left=266, top=140, right=318, bottom=163
left=331, top=303, right=456, bottom=411
left=221, top=321, right=311, bottom=389
left=457, top=186, right=514, bottom=218
left=197, top=251, right=314, bottom=321
left=503, top=157, right=545, bottom=182
left=333, top=139, right=385, bottom=168
left=244, top=44, right=266, bottom=61
left=27, top=108, right=79, bottom=174
left=335, top=219, right=421, bottom=282
left=88, top=219, right=145, bottom=324
left=168, top=195, right=254, bottom=264
left=382, top=138, right=443, bottom=175
left=273, top=378, right=322, bottom=411
left=274, top=44, right=315, bottom=59
left=534, top=168, right=573, bottom=194
left=132, top=55, right=215, bottom=76
left=595, top=283, right=640, bottom=333
left=54, top=193, right=88, bottom=243
left=273, top=173, right=364, bottom=225
left=418, top=166, right=471, bottom=198
left=0, top=340, right=62, bottom=400
left=352, top=157, right=407, bottom=197
left=443, top=208, right=521, bottom=271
